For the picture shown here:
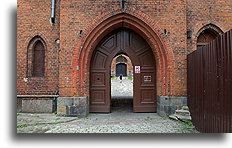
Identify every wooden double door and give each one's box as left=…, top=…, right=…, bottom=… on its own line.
left=90, top=28, right=156, bottom=112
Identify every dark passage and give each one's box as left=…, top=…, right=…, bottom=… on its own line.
left=111, top=96, right=133, bottom=113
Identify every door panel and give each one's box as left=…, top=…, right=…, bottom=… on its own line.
left=91, top=73, right=105, bottom=86
left=91, top=51, right=107, bottom=69
left=91, top=90, right=106, bottom=104
left=141, top=72, right=155, bottom=86
left=140, top=89, right=155, bottom=103
left=101, top=34, right=117, bottom=54
left=90, top=28, right=156, bottom=113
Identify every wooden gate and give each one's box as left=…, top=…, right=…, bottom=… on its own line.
left=187, top=30, right=231, bottom=133
left=90, top=28, right=156, bottom=113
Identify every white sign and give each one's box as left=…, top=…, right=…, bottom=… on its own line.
left=135, top=66, right=140, bottom=73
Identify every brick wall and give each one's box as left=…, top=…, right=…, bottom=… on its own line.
left=187, top=0, right=232, bottom=53
left=17, top=0, right=232, bottom=111
left=59, top=0, right=187, bottom=97
left=17, top=0, right=60, bottom=96
left=17, top=0, right=60, bottom=112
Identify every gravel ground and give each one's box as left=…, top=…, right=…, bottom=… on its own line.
left=17, top=112, right=199, bottom=133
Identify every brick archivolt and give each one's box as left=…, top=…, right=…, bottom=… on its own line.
left=76, top=9, right=174, bottom=96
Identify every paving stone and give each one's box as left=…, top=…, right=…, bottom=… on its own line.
left=111, top=79, right=133, bottom=97
left=17, top=108, right=199, bottom=133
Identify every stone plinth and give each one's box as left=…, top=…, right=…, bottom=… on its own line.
left=21, top=98, right=55, bottom=113
left=157, top=96, right=187, bottom=117
left=57, top=97, right=89, bottom=117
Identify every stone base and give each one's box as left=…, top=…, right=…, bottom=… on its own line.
left=157, top=96, right=187, bottom=117
left=19, top=98, right=56, bottom=113
left=17, top=98, right=22, bottom=112
left=57, top=97, right=89, bottom=118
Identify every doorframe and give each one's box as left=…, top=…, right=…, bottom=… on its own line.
left=76, top=9, right=174, bottom=99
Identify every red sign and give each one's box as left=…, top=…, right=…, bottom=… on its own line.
left=135, top=66, right=140, bottom=73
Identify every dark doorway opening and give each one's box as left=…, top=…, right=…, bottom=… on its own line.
left=116, top=63, right=127, bottom=77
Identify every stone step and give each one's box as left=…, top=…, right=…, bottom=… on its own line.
left=175, top=114, right=192, bottom=122
left=169, top=113, right=192, bottom=122
left=169, top=105, right=192, bottom=122
left=169, top=114, right=178, bottom=121
left=175, top=109, right=190, bottom=116
left=182, top=106, right=189, bottom=110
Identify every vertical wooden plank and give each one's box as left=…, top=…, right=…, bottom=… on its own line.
left=199, top=47, right=204, bottom=132
left=200, top=47, right=204, bottom=132
left=202, top=46, right=206, bottom=132
left=213, top=39, right=218, bottom=133
left=224, top=30, right=231, bottom=132
left=221, top=33, right=226, bottom=132
left=229, top=30, right=232, bottom=133
left=195, top=48, right=199, bottom=131
left=227, top=30, right=231, bottom=133
left=214, top=37, right=221, bottom=132
left=210, top=41, right=216, bottom=133
left=217, top=37, right=223, bottom=131
left=206, top=43, right=210, bottom=133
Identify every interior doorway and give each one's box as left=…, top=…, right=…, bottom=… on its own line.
left=111, top=54, right=133, bottom=113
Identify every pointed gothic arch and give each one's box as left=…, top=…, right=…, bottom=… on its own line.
left=27, top=36, right=47, bottom=77
left=76, top=10, right=174, bottom=98
left=196, top=24, right=223, bottom=47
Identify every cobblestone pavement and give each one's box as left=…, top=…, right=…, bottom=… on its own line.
left=111, top=78, right=133, bottom=97
left=17, top=109, right=199, bottom=133
left=17, top=78, right=198, bottom=133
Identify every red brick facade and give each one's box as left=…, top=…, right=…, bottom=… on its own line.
left=17, top=0, right=231, bottom=113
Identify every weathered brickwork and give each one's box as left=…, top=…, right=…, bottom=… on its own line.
left=187, top=0, right=232, bottom=53
left=17, top=0, right=60, bottom=112
left=17, top=0, right=231, bottom=114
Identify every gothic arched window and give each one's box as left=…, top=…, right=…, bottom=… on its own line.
left=27, top=36, right=46, bottom=77
left=32, top=40, right=45, bottom=77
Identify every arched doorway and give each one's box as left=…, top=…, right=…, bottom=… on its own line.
left=111, top=54, right=133, bottom=77
left=116, top=63, right=127, bottom=77
left=90, top=28, right=156, bottom=113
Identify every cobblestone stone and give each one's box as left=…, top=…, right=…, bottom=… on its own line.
left=111, top=78, right=133, bottom=97
left=17, top=111, right=199, bottom=133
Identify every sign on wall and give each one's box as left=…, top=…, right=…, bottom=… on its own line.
left=135, top=66, right=140, bottom=73
left=144, top=76, right=152, bottom=82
